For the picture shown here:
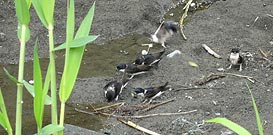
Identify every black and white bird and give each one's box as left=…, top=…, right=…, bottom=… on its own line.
left=116, top=63, right=153, bottom=79
left=134, top=49, right=165, bottom=68
left=146, top=21, right=178, bottom=48
left=227, top=48, right=244, bottom=71
left=132, top=82, right=170, bottom=103
left=104, top=78, right=130, bottom=102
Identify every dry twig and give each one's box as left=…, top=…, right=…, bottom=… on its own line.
left=224, top=73, right=255, bottom=83
left=259, top=48, right=269, bottom=58
left=118, top=119, right=160, bottom=135
left=142, top=98, right=176, bottom=112
left=94, top=102, right=125, bottom=111
left=201, top=44, right=222, bottom=59
left=75, top=108, right=197, bottom=119
left=179, top=0, right=193, bottom=40
left=174, top=87, right=222, bottom=91
left=195, top=73, right=226, bottom=85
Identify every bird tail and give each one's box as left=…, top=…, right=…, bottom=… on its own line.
left=159, top=82, right=169, bottom=91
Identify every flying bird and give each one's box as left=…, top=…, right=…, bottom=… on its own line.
left=145, top=21, right=178, bottom=48
left=227, top=48, right=244, bottom=71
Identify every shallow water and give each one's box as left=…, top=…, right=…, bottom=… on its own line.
left=0, top=33, right=157, bottom=134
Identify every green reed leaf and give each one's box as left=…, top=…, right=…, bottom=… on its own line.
left=59, top=1, right=96, bottom=102
left=15, top=0, right=30, bottom=25
left=206, top=117, right=251, bottom=135
left=246, top=83, right=264, bottom=135
left=0, top=88, right=12, bottom=135
left=33, top=39, right=44, bottom=129
left=23, top=80, right=52, bottom=105
left=32, top=0, right=48, bottom=27
left=54, top=36, right=98, bottom=51
left=41, top=0, right=55, bottom=25
left=41, top=124, right=64, bottom=135
left=3, top=67, right=19, bottom=83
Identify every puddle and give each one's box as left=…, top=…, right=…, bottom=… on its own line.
left=0, top=0, right=217, bottom=134
left=0, top=33, right=158, bottom=134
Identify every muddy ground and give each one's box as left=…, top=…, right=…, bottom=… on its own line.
left=1, top=0, right=273, bottom=134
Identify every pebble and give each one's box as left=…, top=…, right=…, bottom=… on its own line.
left=167, top=50, right=181, bottom=58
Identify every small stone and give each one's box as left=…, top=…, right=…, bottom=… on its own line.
left=215, top=113, right=221, bottom=116
left=217, top=68, right=225, bottom=72
left=169, top=13, right=174, bottom=16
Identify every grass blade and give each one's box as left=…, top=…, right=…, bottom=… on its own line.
left=3, top=67, right=19, bottom=83
left=206, top=117, right=252, bottom=135
left=23, top=80, right=52, bottom=105
left=32, top=0, right=48, bottom=27
left=33, top=39, right=44, bottom=130
left=246, top=83, right=264, bottom=135
left=15, top=0, right=30, bottom=25
left=54, top=35, right=98, bottom=51
left=41, top=124, right=64, bottom=135
left=0, top=88, right=12, bottom=135
left=41, top=0, right=55, bottom=25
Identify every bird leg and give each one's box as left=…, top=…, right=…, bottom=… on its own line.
left=227, top=64, right=232, bottom=69
left=239, top=63, right=243, bottom=72
left=115, top=95, right=119, bottom=101
left=161, top=43, right=167, bottom=48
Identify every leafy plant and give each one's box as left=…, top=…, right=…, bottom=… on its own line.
left=57, top=1, right=97, bottom=134
left=206, top=83, right=264, bottom=135
left=32, top=0, right=58, bottom=129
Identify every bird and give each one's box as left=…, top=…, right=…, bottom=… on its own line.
left=134, top=49, right=165, bottom=68
left=103, top=77, right=130, bottom=102
left=116, top=63, right=153, bottom=79
left=227, top=48, right=244, bottom=71
left=145, top=21, right=178, bottom=48
left=132, top=82, right=170, bottom=103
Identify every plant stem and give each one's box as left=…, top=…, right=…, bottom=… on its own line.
left=48, top=24, right=58, bottom=126
left=15, top=24, right=27, bottom=135
left=59, top=102, right=65, bottom=135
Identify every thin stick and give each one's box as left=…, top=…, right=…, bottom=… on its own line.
left=179, top=0, right=193, bottom=40
left=224, top=73, right=255, bottom=83
left=75, top=108, right=197, bottom=119
left=174, top=87, right=222, bottom=91
left=266, top=14, right=273, bottom=18
left=94, top=102, right=125, bottom=111
left=259, top=48, right=269, bottom=58
left=118, top=119, right=160, bottom=135
left=142, top=98, right=176, bottom=112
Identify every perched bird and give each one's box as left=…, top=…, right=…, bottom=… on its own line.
left=145, top=21, right=178, bottom=48
left=103, top=78, right=130, bottom=102
left=227, top=48, right=244, bottom=71
left=134, top=49, right=165, bottom=68
left=116, top=63, right=153, bottom=79
left=133, top=82, right=170, bottom=103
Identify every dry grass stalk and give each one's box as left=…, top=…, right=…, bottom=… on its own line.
left=179, top=0, right=193, bottom=40
left=118, top=119, right=161, bottom=135
left=94, top=102, right=125, bottom=111
left=142, top=98, right=176, bottom=112
left=202, top=44, right=222, bottom=59
left=75, top=108, right=197, bottom=119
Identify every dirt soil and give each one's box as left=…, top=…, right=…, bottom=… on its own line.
left=1, top=0, right=273, bottom=135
